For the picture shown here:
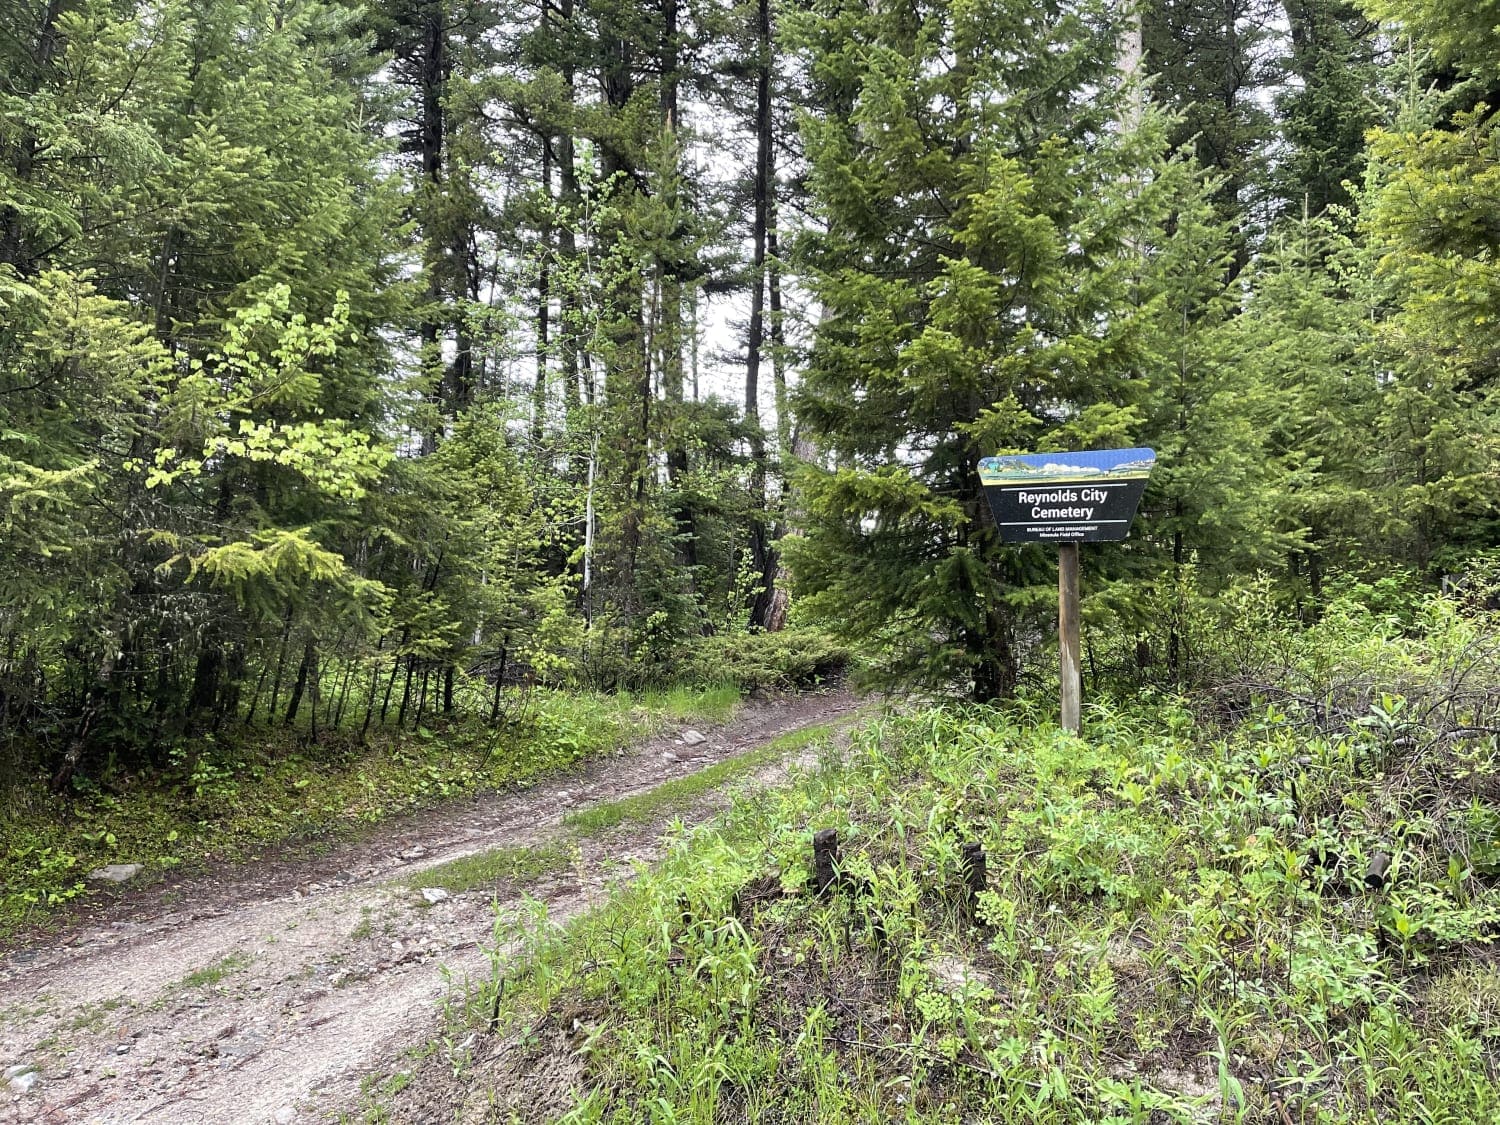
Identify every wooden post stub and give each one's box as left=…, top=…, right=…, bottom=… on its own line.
left=812, top=828, right=840, bottom=896
left=1059, top=542, right=1081, bottom=734
left=961, top=841, right=987, bottom=910
left=1365, top=850, right=1392, bottom=890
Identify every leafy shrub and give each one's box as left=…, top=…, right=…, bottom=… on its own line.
left=676, top=628, right=852, bottom=693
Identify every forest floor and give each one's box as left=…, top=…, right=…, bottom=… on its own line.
left=0, top=688, right=864, bottom=1125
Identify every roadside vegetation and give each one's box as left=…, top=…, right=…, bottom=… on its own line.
left=375, top=587, right=1500, bottom=1123
left=0, top=683, right=745, bottom=937
left=407, top=716, right=863, bottom=898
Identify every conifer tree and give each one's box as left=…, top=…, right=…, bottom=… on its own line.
left=1227, top=216, right=1377, bottom=596
left=1144, top=0, right=1283, bottom=268
left=1, top=0, right=405, bottom=779
left=1356, top=1, right=1500, bottom=573
left=1277, top=0, right=1382, bottom=215
left=783, top=0, right=1210, bottom=699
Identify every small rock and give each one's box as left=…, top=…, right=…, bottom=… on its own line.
left=114, top=1043, right=131, bottom=1056
left=660, top=751, right=680, bottom=762
left=218, top=1031, right=266, bottom=1059
left=681, top=729, right=708, bottom=747
left=275, top=1107, right=297, bottom=1124
left=419, top=887, right=449, bottom=905
left=925, top=954, right=995, bottom=997
left=391, top=940, right=405, bottom=955
left=88, top=863, right=144, bottom=884
left=398, top=845, right=427, bottom=861
left=8, top=1070, right=39, bottom=1095
left=4, top=1065, right=35, bottom=1081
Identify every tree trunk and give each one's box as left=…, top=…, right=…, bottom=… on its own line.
left=219, top=644, right=245, bottom=729
left=266, top=607, right=294, bottom=724
left=658, top=0, right=697, bottom=583
left=556, top=0, right=582, bottom=429
left=285, top=638, right=315, bottom=726
left=361, top=635, right=387, bottom=740
left=397, top=655, right=416, bottom=728
left=534, top=140, right=552, bottom=443
left=49, top=649, right=115, bottom=794
left=187, top=642, right=223, bottom=732
left=600, top=19, right=651, bottom=584
left=747, top=0, right=780, bottom=631
left=418, top=5, right=447, bottom=454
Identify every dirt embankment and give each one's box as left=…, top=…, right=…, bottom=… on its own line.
left=0, top=690, right=862, bottom=1125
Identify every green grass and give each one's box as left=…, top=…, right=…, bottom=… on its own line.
left=409, top=841, right=577, bottom=895
left=0, top=999, right=52, bottom=1029
left=172, top=951, right=252, bottom=991
left=626, top=683, right=743, bottom=726
left=67, top=995, right=129, bottom=1032
left=350, top=906, right=374, bottom=941
left=562, top=716, right=849, bottom=837
left=0, top=682, right=745, bottom=938
left=392, top=688, right=1500, bottom=1124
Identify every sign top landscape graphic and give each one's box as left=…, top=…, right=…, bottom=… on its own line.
left=980, top=447, right=1156, bottom=544
left=978, top=447, right=1156, bottom=487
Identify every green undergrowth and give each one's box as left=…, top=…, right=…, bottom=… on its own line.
left=676, top=630, right=853, bottom=695
left=423, top=689, right=1500, bottom=1124
left=0, top=685, right=743, bottom=939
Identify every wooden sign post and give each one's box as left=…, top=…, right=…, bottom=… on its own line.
left=1058, top=541, right=1081, bottom=733
left=979, top=448, right=1156, bottom=735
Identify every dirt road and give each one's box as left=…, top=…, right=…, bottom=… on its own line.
left=0, top=691, right=862, bottom=1124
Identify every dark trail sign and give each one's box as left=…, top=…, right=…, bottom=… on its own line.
left=979, top=447, right=1155, bottom=543
left=980, top=447, right=1156, bottom=733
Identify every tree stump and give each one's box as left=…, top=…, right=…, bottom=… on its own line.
left=961, top=841, right=987, bottom=912
left=812, top=828, right=840, bottom=896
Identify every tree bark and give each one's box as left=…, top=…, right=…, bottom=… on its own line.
left=284, top=638, right=315, bottom=726
left=747, top=0, right=779, bottom=630
left=534, top=140, right=552, bottom=443
left=49, top=649, right=115, bottom=794
left=417, top=4, right=447, bottom=454
left=658, top=0, right=698, bottom=581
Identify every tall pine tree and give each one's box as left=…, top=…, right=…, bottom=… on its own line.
left=783, top=0, right=1212, bottom=699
